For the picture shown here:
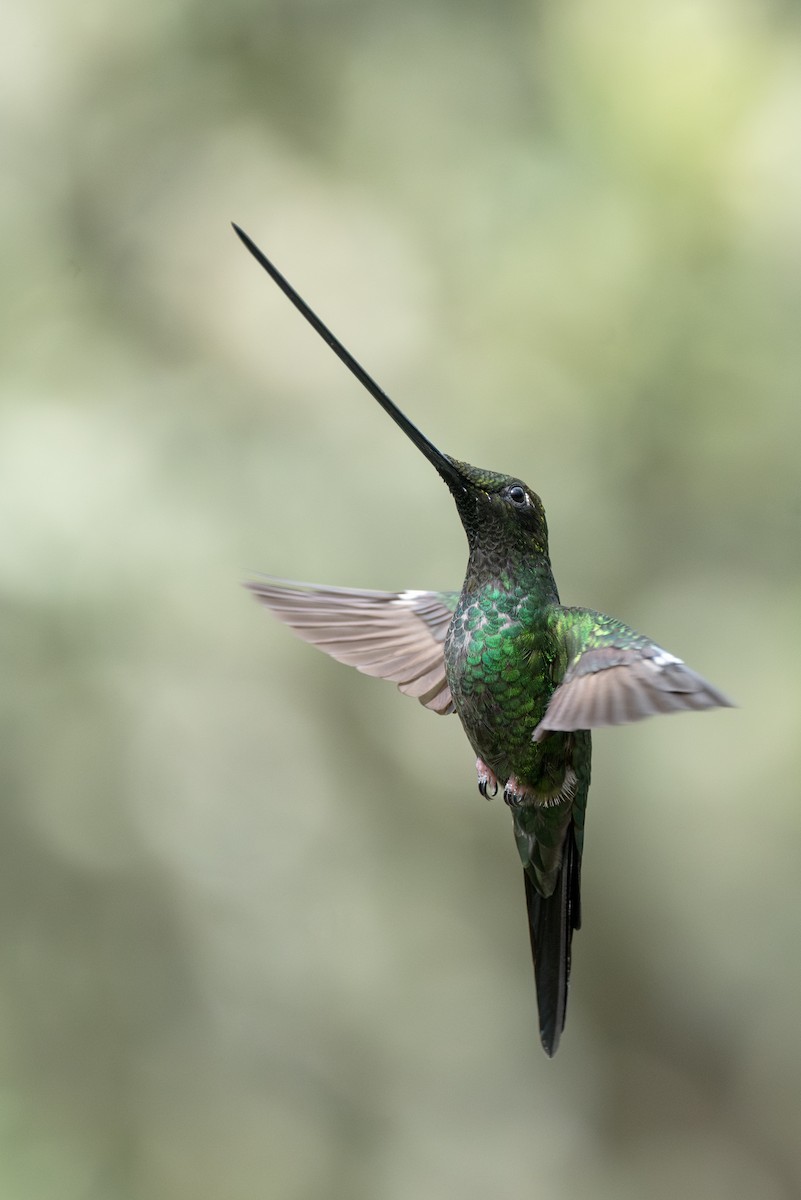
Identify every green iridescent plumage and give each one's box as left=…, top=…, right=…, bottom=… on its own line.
left=235, top=225, right=733, bottom=1056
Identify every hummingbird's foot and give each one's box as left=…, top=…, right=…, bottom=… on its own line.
left=503, top=776, right=532, bottom=808
left=476, top=758, right=499, bottom=799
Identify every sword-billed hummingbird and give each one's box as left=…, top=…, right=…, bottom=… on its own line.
left=234, top=224, right=732, bottom=1056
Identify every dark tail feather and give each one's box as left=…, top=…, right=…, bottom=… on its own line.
left=524, top=823, right=582, bottom=1057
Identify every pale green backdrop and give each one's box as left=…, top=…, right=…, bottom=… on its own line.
left=3, top=1, right=800, bottom=1197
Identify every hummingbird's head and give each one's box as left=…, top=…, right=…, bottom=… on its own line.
left=442, top=459, right=550, bottom=561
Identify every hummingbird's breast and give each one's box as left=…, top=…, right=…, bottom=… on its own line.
left=444, top=584, right=561, bottom=793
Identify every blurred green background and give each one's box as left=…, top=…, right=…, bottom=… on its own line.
left=3, top=0, right=801, bottom=1196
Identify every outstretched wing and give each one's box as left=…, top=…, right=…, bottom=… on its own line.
left=247, top=578, right=459, bottom=714
left=534, top=607, right=734, bottom=740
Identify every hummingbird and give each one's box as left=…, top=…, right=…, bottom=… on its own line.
left=234, top=224, right=733, bottom=1056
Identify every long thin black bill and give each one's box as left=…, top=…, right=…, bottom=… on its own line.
left=232, top=223, right=461, bottom=485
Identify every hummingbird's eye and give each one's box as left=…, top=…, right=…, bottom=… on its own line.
left=508, top=485, right=527, bottom=506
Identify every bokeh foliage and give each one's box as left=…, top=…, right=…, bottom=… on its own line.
left=3, top=0, right=801, bottom=1196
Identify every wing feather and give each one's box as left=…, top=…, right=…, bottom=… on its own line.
left=535, top=642, right=733, bottom=740
left=247, top=578, right=458, bottom=714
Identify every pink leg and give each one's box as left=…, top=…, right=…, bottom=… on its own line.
left=475, top=758, right=499, bottom=799
left=503, top=775, right=533, bottom=807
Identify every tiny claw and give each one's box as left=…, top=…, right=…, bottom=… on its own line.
left=475, top=758, right=499, bottom=800
left=503, top=776, right=529, bottom=808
